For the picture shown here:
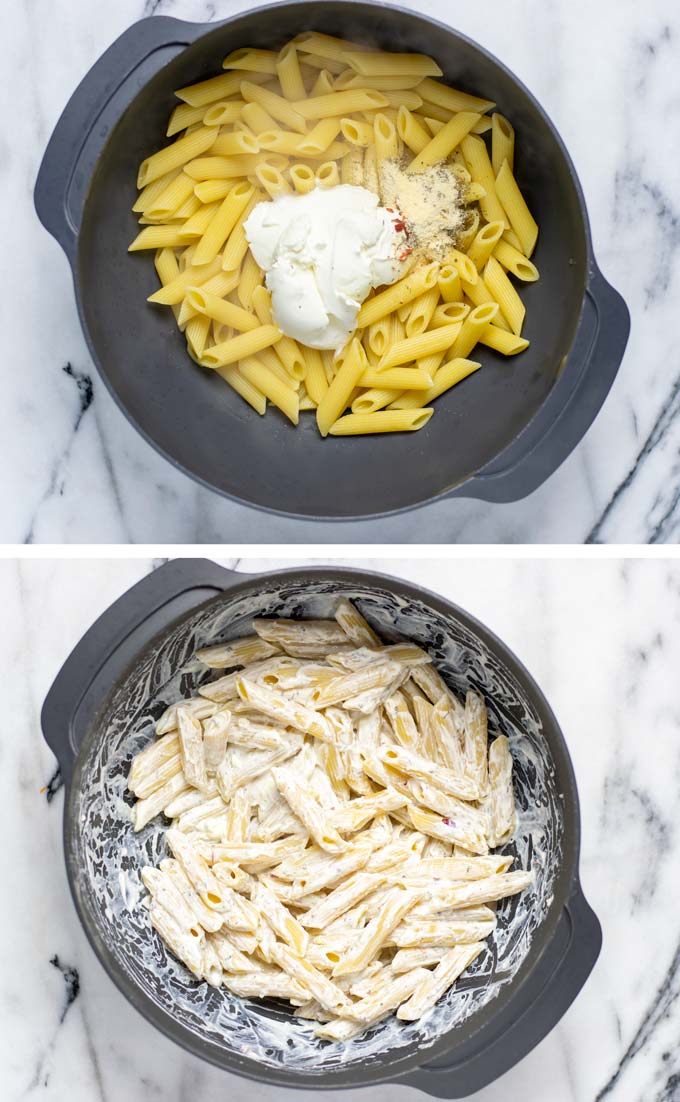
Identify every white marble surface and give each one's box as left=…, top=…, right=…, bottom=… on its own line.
left=3, top=554, right=680, bottom=1100
left=3, top=0, right=679, bottom=543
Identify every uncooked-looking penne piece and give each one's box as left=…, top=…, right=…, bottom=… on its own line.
left=357, top=263, right=439, bottom=327
left=329, top=409, right=433, bottom=435
left=408, top=112, right=481, bottom=173
left=491, top=112, right=515, bottom=175
left=137, top=126, right=217, bottom=188
left=241, top=80, right=307, bottom=133
left=397, top=943, right=485, bottom=1019
left=199, top=325, right=282, bottom=369
left=376, top=325, right=461, bottom=371
left=483, top=255, right=526, bottom=335
left=492, top=239, right=539, bottom=281
left=495, top=158, right=539, bottom=257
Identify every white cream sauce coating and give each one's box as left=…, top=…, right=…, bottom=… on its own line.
left=72, top=581, right=562, bottom=1075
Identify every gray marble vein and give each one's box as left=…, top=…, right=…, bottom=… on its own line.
left=2, top=0, right=679, bottom=542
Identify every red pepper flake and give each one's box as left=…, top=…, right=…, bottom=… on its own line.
left=386, top=207, right=394, bottom=213
left=398, top=247, right=412, bottom=261
left=442, top=817, right=456, bottom=827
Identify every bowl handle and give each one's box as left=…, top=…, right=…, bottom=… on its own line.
left=399, top=885, right=602, bottom=1098
left=452, top=265, right=630, bottom=504
left=40, top=558, right=242, bottom=786
left=34, top=16, right=205, bottom=263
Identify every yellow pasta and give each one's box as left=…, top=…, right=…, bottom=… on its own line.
left=344, top=52, right=442, bottom=78
left=396, top=107, right=430, bottom=155
left=289, top=163, right=316, bottom=193
left=210, top=130, right=259, bottom=157
left=237, top=250, right=263, bottom=307
left=340, top=117, right=374, bottom=147
left=377, top=324, right=461, bottom=371
left=258, top=130, right=303, bottom=155
left=202, top=100, right=247, bottom=127
left=222, top=48, right=278, bottom=73
left=438, top=264, right=463, bottom=303
left=255, top=163, right=292, bottom=197
left=351, top=387, right=402, bottom=414
left=478, top=325, right=530, bottom=355
left=199, top=325, right=282, bottom=368
left=431, top=302, right=470, bottom=327
left=416, top=77, right=495, bottom=115
left=374, top=113, right=399, bottom=162
left=408, top=112, right=481, bottom=173
left=175, top=71, right=266, bottom=108
left=167, top=102, right=206, bottom=137
left=216, top=365, right=267, bottom=413
left=460, top=134, right=508, bottom=227
left=241, top=80, right=307, bottom=133
left=192, top=181, right=254, bottom=266
left=240, top=101, right=278, bottom=133
left=329, top=409, right=433, bottom=435
left=316, top=338, right=368, bottom=436
left=129, top=225, right=188, bottom=250
left=360, top=368, right=434, bottom=390
left=461, top=272, right=511, bottom=332
left=302, top=348, right=329, bottom=405
left=493, top=240, right=539, bottom=281
left=144, top=172, right=196, bottom=221
left=483, top=256, right=526, bottom=335
left=186, top=287, right=259, bottom=330
left=406, top=289, right=440, bottom=337
left=310, top=70, right=335, bottom=96
left=297, top=119, right=343, bottom=155
left=293, top=89, right=388, bottom=120
left=176, top=200, right=220, bottom=241
left=316, top=162, right=340, bottom=188
left=335, top=72, right=424, bottom=91
left=390, top=357, right=481, bottom=409
left=491, top=113, right=515, bottom=175
left=450, top=303, right=498, bottom=359
left=238, top=356, right=300, bottom=424
left=495, top=159, right=539, bottom=257
left=466, top=221, right=505, bottom=270
left=137, top=126, right=217, bottom=188
left=276, top=43, right=307, bottom=100
left=357, top=263, right=439, bottom=327
left=185, top=313, right=210, bottom=358
left=292, top=32, right=370, bottom=62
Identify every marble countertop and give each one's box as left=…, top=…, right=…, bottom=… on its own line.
left=4, top=554, right=680, bottom=1100
left=5, top=0, right=679, bottom=544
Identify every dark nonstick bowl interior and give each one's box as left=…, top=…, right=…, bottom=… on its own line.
left=67, top=572, right=567, bottom=1087
left=77, top=2, right=588, bottom=519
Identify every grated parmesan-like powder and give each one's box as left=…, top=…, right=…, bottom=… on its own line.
left=379, top=158, right=472, bottom=264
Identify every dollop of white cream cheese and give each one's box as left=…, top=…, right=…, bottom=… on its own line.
left=244, top=185, right=408, bottom=351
